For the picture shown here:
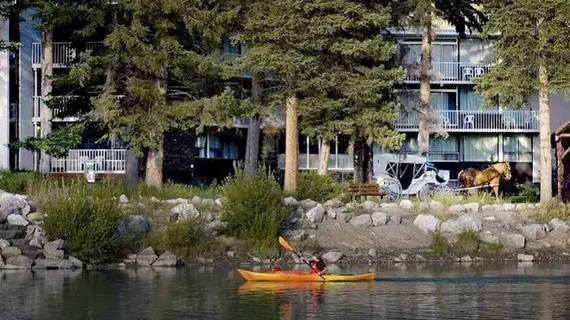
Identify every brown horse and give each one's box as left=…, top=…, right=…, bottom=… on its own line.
left=457, top=162, right=512, bottom=198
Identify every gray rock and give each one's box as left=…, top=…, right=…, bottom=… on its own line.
left=0, top=239, right=10, bottom=249
left=345, top=202, right=359, bottom=210
left=27, top=212, right=45, bottom=222
left=44, top=239, right=65, bottom=251
left=350, top=214, right=373, bottom=228
left=380, top=203, right=399, bottom=209
left=416, top=254, right=426, bottom=262
left=322, top=251, right=343, bottom=264
left=150, top=196, right=161, bottom=203
left=413, top=214, right=441, bottom=233
left=226, top=251, right=235, bottom=258
left=399, top=199, right=413, bottom=209
left=517, top=253, right=534, bottom=262
left=368, top=248, right=377, bottom=258
left=481, top=204, right=492, bottom=212
left=362, top=200, right=379, bottom=211
left=323, top=199, right=344, bottom=208
left=29, top=237, right=44, bottom=249
left=464, top=203, right=480, bottom=212
left=337, top=210, right=353, bottom=223
left=171, top=203, right=200, bottom=221
left=282, top=196, right=299, bottom=207
left=394, top=253, right=408, bottom=263
left=371, top=212, right=389, bottom=226
left=460, top=255, right=473, bottom=262
left=125, top=215, right=152, bottom=234
left=503, top=203, right=516, bottom=211
left=300, top=199, right=318, bottom=211
left=1, top=246, right=22, bottom=259
left=521, top=224, right=547, bottom=241
left=7, top=214, right=29, bottom=227
left=548, top=219, right=570, bottom=233
left=22, top=204, right=33, bottom=216
left=326, top=208, right=338, bottom=219
left=390, top=215, right=403, bottom=224
left=0, top=255, right=4, bottom=268
left=136, top=247, right=159, bottom=266
left=119, top=194, right=129, bottom=204
left=447, top=204, right=466, bottom=214
left=305, top=204, right=326, bottom=224
left=480, top=232, right=500, bottom=245
left=201, top=212, right=214, bottom=223
left=68, top=256, right=84, bottom=269
left=501, top=233, right=526, bottom=249
left=456, top=214, right=483, bottom=233
left=152, top=251, right=179, bottom=267
left=515, top=203, right=528, bottom=211
left=0, top=192, right=29, bottom=217
left=204, top=220, right=227, bottom=233
left=491, top=204, right=505, bottom=211
left=33, top=258, right=74, bottom=269
left=201, top=198, right=217, bottom=208
left=440, top=220, right=462, bottom=234
left=430, top=200, right=443, bottom=210
left=44, top=249, right=65, bottom=260
left=215, top=198, right=226, bottom=208
left=5, top=255, right=33, bottom=269
left=191, top=196, right=202, bottom=205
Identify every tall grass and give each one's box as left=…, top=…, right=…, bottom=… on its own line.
left=295, top=171, right=346, bottom=202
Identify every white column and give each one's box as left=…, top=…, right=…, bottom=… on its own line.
left=0, top=18, right=10, bottom=169
left=498, top=133, right=504, bottom=162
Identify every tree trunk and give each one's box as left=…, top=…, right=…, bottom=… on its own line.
left=418, top=14, right=433, bottom=156
left=39, top=28, right=53, bottom=174
left=364, top=142, right=374, bottom=183
left=317, top=138, right=330, bottom=175
left=538, top=63, right=552, bottom=203
left=283, top=93, right=299, bottom=192
left=556, top=139, right=563, bottom=201
left=244, top=75, right=261, bottom=175
left=353, top=137, right=364, bottom=183
left=145, top=140, right=164, bottom=187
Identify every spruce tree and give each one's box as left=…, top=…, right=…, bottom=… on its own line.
left=475, top=0, right=570, bottom=202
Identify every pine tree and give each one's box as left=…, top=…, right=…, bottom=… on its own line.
left=475, top=0, right=570, bottom=202
left=238, top=0, right=405, bottom=188
left=89, top=0, right=244, bottom=187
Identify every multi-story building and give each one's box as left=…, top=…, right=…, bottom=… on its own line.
left=1, top=14, right=569, bottom=185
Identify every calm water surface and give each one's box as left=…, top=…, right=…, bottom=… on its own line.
left=2, top=263, right=570, bottom=319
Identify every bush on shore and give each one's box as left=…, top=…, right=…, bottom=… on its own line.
left=145, top=220, right=216, bottom=258
left=221, top=167, right=290, bottom=254
left=296, top=171, right=345, bottom=203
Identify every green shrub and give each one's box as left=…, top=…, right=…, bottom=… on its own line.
left=221, top=167, right=290, bottom=253
left=296, top=171, right=344, bottom=202
left=40, top=192, right=126, bottom=264
left=0, top=170, right=44, bottom=194
left=457, top=231, right=480, bottom=255
left=145, top=220, right=211, bottom=258
left=432, top=231, right=448, bottom=257
left=506, top=184, right=539, bottom=203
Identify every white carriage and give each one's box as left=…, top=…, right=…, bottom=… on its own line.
left=373, top=153, right=451, bottom=201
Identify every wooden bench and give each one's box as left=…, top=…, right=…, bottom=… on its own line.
left=348, top=183, right=387, bottom=201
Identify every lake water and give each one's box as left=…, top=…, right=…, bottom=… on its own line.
left=2, top=263, right=570, bottom=319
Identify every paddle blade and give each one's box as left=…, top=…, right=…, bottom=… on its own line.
left=278, top=236, right=293, bottom=252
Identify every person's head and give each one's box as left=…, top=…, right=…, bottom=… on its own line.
left=313, top=252, right=322, bottom=259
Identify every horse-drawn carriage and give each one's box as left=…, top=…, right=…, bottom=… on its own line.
left=372, top=152, right=512, bottom=201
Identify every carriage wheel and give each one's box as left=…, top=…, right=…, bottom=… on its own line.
left=383, top=177, right=403, bottom=202
left=434, top=184, right=455, bottom=196
left=418, top=183, right=435, bottom=202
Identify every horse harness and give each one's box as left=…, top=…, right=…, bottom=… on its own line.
left=477, top=165, right=508, bottom=187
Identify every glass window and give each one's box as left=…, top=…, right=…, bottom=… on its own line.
left=430, top=136, right=459, bottom=161
left=463, top=135, right=498, bottom=162
left=504, top=135, right=532, bottom=162
left=195, top=136, right=206, bottom=158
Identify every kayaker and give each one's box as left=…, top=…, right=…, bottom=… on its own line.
left=309, top=253, right=327, bottom=275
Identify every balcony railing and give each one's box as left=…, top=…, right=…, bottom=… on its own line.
left=403, top=62, right=491, bottom=83
left=33, top=96, right=83, bottom=121
left=50, top=149, right=126, bottom=173
left=32, top=42, right=104, bottom=67
left=395, top=109, right=538, bottom=132
left=277, top=154, right=354, bottom=171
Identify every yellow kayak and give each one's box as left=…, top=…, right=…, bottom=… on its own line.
left=237, top=269, right=376, bottom=282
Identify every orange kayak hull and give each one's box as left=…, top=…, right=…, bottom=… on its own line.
left=237, top=269, right=376, bottom=282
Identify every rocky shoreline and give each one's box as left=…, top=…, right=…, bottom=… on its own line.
left=3, top=188, right=570, bottom=271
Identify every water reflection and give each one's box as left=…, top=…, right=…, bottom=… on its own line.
left=2, top=264, right=570, bottom=319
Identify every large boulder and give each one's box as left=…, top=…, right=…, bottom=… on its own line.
left=337, top=210, right=353, bottom=223
left=171, top=203, right=200, bottom=221
left=447, top=204, right=466, bottom=214
left=44, top=239, right=65, bottom=251
left=456, top=214, right=483, bottom=233
left=119, top=215, right=152, bottom=235
left=362, top=200, right=379, bottom=211
left=299, top=199, right=318, bottom=211
left=350, top=214, right=373, bottom=228
left=480, top=231, right=500, bottom=245
left=118, top=194, right=129, bottom=204
left=201, top=198, right=217, bottom=208
left=305, top=204, right=326, bottom=224
left=5, top=255, right=33, bottom=269
left=413, top=214, right=441, bottom=233
left=464, top=203, right=480, bottom=213
left=282, top=196, right=299, bottom=207
left=33, top=258, right=74, bottom=269
left=323, top=199, right=344, bottom=209
left=517, top=253, right=534, bottom=262
left=0, top=239, right=10, bottom=249
left=322, top=251, right=343, bottom=264
left=1, top=246, right=22, bottom=259
left=520, top=224, right=547, bottom=241
left=69, top=256, right=84, bottom=269
left=0, top=192, right=29, bottom=218
left=136, top=246, right=159, bottom=266
left=7, top=214, right=29, bottom=227
left=399, top=200, right=413, bottom=210
left=152, top=251, right=179, bottom=267
left=371, top=212, right=389, bottom=226
left=501, top=233, right=526, bottom=249
left=548, top=219, right=570, bottom=233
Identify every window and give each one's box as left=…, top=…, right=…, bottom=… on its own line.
left=430, top=137, right=459, bottom=161
left=463, top=135, right=498, bottom=162
left=431, top=91, right=457, bottom=110
left=504, top=135, right=532, bottom=162
left=195, top=136, right=206, bottom=158
left=223, top=37, right=241, bottom=55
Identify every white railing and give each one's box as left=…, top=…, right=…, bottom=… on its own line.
left=403, top=62, right=491, bottom=82
left=32, top=42, right=104, bottom=67
left=50, top=149, right=127, bottom=173
left=395, top=109, right=539, bottom=132
left=277, top=154, right=354, bottom=171
left=33, top=96, right=83, bottom=120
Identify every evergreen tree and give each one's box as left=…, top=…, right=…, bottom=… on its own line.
left=238, top=0, right=404, bottom=187
left=88, top=0, right=244, bottom=187
left=475, top=0, right=570, bottom=202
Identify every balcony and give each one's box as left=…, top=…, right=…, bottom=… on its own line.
left=395, top=109, right=539, bottom=133
left=50, top=149, right=126, bottom=174
left=33, top=96, right=83, bottom=122
left=277, top=154, right=354, bottom=171
left=403, top=62, right=491, bottom=84
left=32, top=42, right=104, bottom=68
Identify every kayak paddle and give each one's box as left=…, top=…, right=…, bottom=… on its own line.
left=278, top=236, right=326, bottom=281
